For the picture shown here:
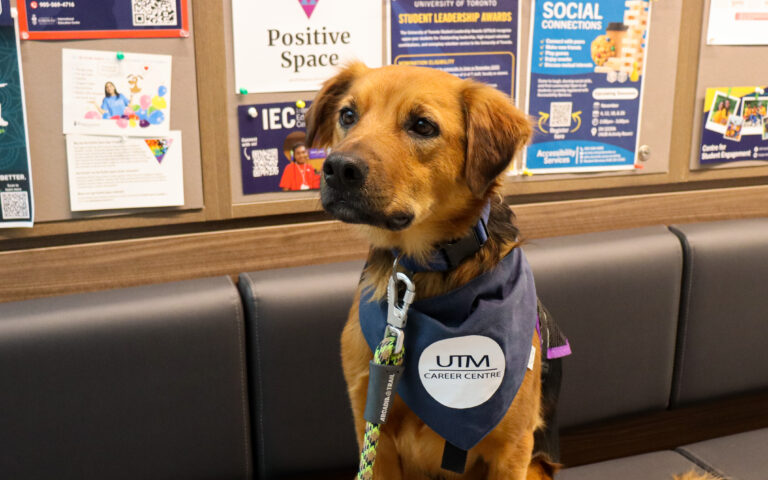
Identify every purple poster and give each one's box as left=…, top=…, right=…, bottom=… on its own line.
left=18, top=0, right=188, bottom=40
left=389, top=0, right=519, bottom=97
left=699, top=86, right=768, bottom=165
left=238, top=101, right=327, bottom=195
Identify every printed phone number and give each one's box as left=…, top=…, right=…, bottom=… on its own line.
left=35, top=2, right=76, bottom=7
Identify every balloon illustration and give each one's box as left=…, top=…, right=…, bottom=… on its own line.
left=84, top=111, right=100, bottom=120
left=140, top=119, right=150, bottom=128
left=116, top=118, right=129, bottom=128
left=158, top=85, right=168, bottom=97
left=148, top=110, right=165, bottom=125
left=140, top=95, right=151, bottom=110
left=151, top=96, right=167, bottom=110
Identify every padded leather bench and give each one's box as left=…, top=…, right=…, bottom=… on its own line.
left=240, top=220, right=768, bottom=479
left=0, top=277, right=252, bottom=480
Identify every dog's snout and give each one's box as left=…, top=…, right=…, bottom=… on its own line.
left=323, top=153, right=368, bottom=190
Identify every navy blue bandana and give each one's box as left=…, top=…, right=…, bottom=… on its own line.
left=359, top=248, right=538, bottom=451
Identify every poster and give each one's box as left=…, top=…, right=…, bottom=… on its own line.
left=389, top=0, right=520, bottom=97
left=66, top=131, right=184, bottom=211
left=231, top=0, right=382, bottom=94
left=0, top=2, right=34, bottom=227
left=706, top=0, right=768, bottom=45
left=62, top=49, right=171, bottom=137
left=17, top=0, right=189, bottom=40
left=699, top=87, right=768, bottom=165
left=238, top=101, right=328, bottom=195
left=525, top=0, right=651, bottom=173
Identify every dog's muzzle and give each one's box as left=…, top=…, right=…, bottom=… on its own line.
left=323, top=152, right=368, bottom=192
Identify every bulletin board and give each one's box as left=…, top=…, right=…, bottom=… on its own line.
left=688, top=0, right=768, bottom=172
left=19, top=3, right=203, bottom=223
left=223, top=0, right=686, bottom=218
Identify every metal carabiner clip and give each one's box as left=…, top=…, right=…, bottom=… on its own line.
left=385, top=260, right=415, bottom=355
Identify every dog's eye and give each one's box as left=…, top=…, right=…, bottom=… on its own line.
left=339, top=108, right=358, bottom=128
left=410, top=118, right=439, bottom=138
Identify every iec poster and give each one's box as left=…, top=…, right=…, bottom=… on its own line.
left=17, top=0, right=189, bottom=40
left=699, top=86, right=768, bottom=165
left=0, top=2, right=34, bottom=227
left=232, top=0, right=382, bottom=94
left=389, top=0, right=519, bottom=97
left=525, top=0, right=651, bottom=173
left=238, top=101, right=328, bottom=195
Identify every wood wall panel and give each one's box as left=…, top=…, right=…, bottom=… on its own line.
left=2, top=185, right=767, bottom=304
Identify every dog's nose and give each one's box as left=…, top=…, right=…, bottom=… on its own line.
left=323, top=153, right=368, bottom=191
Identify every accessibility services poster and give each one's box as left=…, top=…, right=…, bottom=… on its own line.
left=0, top=1, right=34, bottom=227
left=525, top=0, right=651, bottom=173
left=389, top=0, right=519, bottom=97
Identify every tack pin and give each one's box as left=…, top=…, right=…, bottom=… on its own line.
left=116, top=51, right=125, bottom=60
left=523, top=169, right=533, bottom=177
left=296, top=100, right=306, bottom=109
left=239, top=88, right=249, bottom=95
left=247, top=107, right=258, bottom=118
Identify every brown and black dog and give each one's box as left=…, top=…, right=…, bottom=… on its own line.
left=306, top=63, right=716, bottom=480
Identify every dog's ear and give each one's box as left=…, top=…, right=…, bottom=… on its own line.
left=462, top=83, right=532, bottom=198
left=306, top=62, right=368, bottom=148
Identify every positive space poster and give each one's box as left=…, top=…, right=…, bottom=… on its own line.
left=389, top=0, right=519, bottom=98
left=525, top=0, right=651, bottom=173
left=0, top=1, right=34, bottom=227
left=232, top=0, right=382, bottom=94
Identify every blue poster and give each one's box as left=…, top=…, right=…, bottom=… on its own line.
left=238, top=101, right=328, bottom=195
left=525, top=0, right=650, bottom=172
left=0, top=9, right=34, bottom=227
left=390, top=0, right=519, bottom=97
left=699, top=86, right=768, bottom=165
left=18, top=0, right=188, bottom=40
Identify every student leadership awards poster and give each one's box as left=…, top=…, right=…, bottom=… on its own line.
left=231, top=0, right=383, bottom=94
left=389, top=0, right=519, bottom=97
left=525, top=0, right=651, bottom=173
left=17, top=0, right=189, bottom=40
left=0, top=1, right=34, bottom=227
left=699, top=86, right=768, bottom=165
left=238, top=101, right=328, bottom=195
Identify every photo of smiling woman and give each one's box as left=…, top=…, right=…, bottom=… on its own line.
left=91, top=81, right=132, bottom=119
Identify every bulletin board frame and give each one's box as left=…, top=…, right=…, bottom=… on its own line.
left=2, top=0, right=767, bottom=244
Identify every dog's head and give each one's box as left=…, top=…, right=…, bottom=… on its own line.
left=307, top=63, right=531, bottom=256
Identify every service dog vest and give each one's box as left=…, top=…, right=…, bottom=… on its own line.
left=359, top=248, right=539, bottom=451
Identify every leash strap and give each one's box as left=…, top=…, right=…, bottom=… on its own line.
left=357, top=333, right=405, bottom=480
left=358, top=264, right=414, bottom=480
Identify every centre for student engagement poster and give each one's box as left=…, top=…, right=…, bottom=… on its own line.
left=231, top=0, right=382, bottom=94
left=525, top=0, right=651, bottom=173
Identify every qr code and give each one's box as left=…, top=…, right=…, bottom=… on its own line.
left=549, top=102, right=573, bottom=128
left=132, top=0, right=177, bottom=26
left=1, top=192, right=30, bottom=220
left=251, top=148, right=280, bottom=178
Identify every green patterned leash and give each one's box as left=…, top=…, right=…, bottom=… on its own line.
left=357, top=264, right=415, bottom=480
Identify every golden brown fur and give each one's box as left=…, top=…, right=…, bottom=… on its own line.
left=307, top=63, right=715, bottom=480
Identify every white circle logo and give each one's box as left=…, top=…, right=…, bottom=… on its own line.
left=418, top=335, right=505, bottom=409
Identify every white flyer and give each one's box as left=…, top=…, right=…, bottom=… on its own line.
left=65, top=131, right=184, bottom=211
left=231, top=0, right=383, bottom=93
left=707, top=0, right=768, bottom=45
left=62, top=49, right=172, bottom=136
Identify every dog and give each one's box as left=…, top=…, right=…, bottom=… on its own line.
left=306, top=63, right=717, bottom=480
